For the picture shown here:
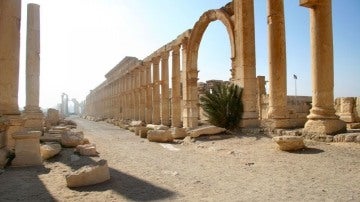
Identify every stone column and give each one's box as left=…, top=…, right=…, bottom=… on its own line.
left=139, top=66, right=146, bottom=121
left=171, top=45, right=182, bottom=128
left=134, top=69, right=140, bottom=120
left=145, top=62, right=153, bottom=123
left=161, top=52, right=170, bottom=126
left=152, top=57, right=161, bottom=125
left=233, top=0, right=259, bottom=127
left=0, top=0, right=21, bottom=115
left=120, top=76, right=125, bottom=119
left=266, top=0, right=290, bottom=128
left=23, top=4, right=43, bottom=131
left=182, top=38, right=198, bottom=128
left=301, top=0, right=345, bottom=135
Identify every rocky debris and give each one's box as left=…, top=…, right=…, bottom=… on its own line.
left=48, top=126, right=68, bottom=134
left=46, top=108, right=60, bottom=126
left=130, top=120, right=145, bottom=127
left=75, top=144, right=98, bottom=156
left=134, top=126, right=149, bottom=137
left=61, top=130, right=86, bottom=147
left=333, top=133, right=360, bottom=143
left=66, top=159, right=110, bottom=188
left=348, top=123, right=360, bottom=129
left=40, top=133, right=62, bottom=143
left=272, top=136, right=305, bottom=151
left=40, top=143, right=61, bottom=160
left=147, top=130, right=173, bottom=143
left=182, top=136, right=195, bottom=145
left=188, top=125, right=226, bottom=138
left=146, top=124, right=169, bottom=131
left=171, top=127, right=187, bottom=139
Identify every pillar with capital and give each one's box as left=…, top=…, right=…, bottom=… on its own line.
left=171, top=45, right=182, bottom=128
left=233, top=0, right=259, bottom=127
left=300, top=0, right=345, bottom=135
left=139, top=66, right=146, bottom=121
left=161, top=52, right=170, bottom=126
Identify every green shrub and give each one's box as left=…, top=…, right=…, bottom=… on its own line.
left=200, top=83, right=243, bottom=129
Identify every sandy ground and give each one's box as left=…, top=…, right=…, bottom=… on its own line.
left=0, top=117, right=359, bottom=201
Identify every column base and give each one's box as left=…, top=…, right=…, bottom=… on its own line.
left=261, top=118, right=302, bottom=129
left=22, top=111, right=44, bottom=132
left=11, top=131, right=42, bottom=167
left=239, top=111, right=259, bottom=128
left=303, top=119, right=346, bottom=136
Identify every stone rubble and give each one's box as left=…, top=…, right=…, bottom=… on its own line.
left=40, top=142, right=61, bottom=160
left=272, top=136, right=305, bottom=151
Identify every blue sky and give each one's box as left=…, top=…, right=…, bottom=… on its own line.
left=18, top=0, right=360, bottom=108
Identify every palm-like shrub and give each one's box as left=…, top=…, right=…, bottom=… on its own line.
left=200, top=83, right=243, bottom=129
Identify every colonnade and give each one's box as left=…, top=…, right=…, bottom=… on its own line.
left=85, top=0, right=345, bottom=135
left=85, top=34, right=188, bottom=127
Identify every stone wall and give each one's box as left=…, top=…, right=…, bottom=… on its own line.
left=335, top=97, right=360, bottom=123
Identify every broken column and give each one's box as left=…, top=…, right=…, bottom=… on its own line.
left=23, top=4, right=44, bottom=132
left=300, top=0, right=346, bottom=135
left=266, top=0, right=290, bottom=128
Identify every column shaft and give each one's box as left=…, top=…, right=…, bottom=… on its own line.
left=171, top=45, right=182, bottom=127
left=152, top=57, right=161, bottom=124
left=161, top=52, right=170, bottom=126
left=145, top=63, right=153, bottom=123
left=233, top=0, right=258, bottom=127
left=0, top=0, right=21, bottom=115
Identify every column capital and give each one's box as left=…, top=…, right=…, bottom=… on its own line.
left=161, top=51, right=170, bottom=60
left=299, top=0, right=318, bottom=8
left=152, top=56, right=161, bottom=64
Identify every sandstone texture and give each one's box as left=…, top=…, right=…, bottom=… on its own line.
left=40, top=143, right=61, bottom=160
left=61, top=130, right=85, bottom=147
left=65, top=159, right=110, bottom=188
left=171, top=127, right=187, bottom=139
left=272, top=136, right=305, bottom=151
left=75, top=144, right=98, bottom=156
left=147, top=130, right=173, bottom=143
left=188, top=125, right=226, bottom=138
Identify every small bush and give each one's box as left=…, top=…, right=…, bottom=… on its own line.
left=200, top=83, right=243, bottom=129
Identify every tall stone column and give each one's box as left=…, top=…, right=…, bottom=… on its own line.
left=152, top=57, right=161, bottom=124
left=171, top=45, right=182, bottom=128
left=265, top=0, right=291, bottom=128
left=233, top=0, right=259, bottom=127
left=0, top=0, right=21, bottom=115
left=145, top=62, right=153, bottom=123
left=23, top=4, right=43, bottom=132
left=134, top=69, right=140, bottom=120
left=182, top=38, right=198, bottom=128
left=300, top=0, right=345, bottom=135
left=161, top=52, right=170, bottom=126
left=139, top=66, right=146, bottom=121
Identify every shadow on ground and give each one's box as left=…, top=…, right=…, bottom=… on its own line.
left=51, top=148, right=176, bottom=201
left=289, top=147, right=324, bottom=154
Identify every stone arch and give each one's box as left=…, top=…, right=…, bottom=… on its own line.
left=183, top=9, right=235, bottom=128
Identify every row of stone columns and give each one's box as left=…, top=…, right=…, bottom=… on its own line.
left=85, top=43, right=186, bottom=128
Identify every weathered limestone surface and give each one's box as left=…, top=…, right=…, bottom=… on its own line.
left=75, top=144, right=98, bottom=156
left=171, top=127, right=187, bottom=139
left=23, top=4, right=43, bottom=131
left=40, top=142, right=61, bottom=160
left=147, top=130, right=173, bottom=143
left=301, top=0, right=346, bottom=135
left=4, top=116, right=25, bottom=151
left=0, top=149, right=8, bottom=168
left=61, top=130, right=85, bottom=147
left=0, top=0, right=22, bottom=115
left=46, top=108, right=60, bottom=126
left=146, top=124, right=169, bottom=131
left=66, top=159, right=110, bottom=188
left=273, top=136, right=305, bottom=151
left=11, top=131, right=42, bottom=167
left=188, top=125, right=226, bottom=138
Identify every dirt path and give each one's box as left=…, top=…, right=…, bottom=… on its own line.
left=1, top=117, right=359, bottom=201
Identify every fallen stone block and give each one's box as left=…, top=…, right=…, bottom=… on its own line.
left=61, top=131, right=85, bottom=147
left=146, top=124, right=169, bottom=131
left=147, top=130, right=173, bottom=143
left=66, top=159, right=110, bottom=188
left=273, top=136, right=305, bottom=151
left=75, top=144, right=98, bottom=156
left=130, top=120, right=145, bottom=127
left=188, top=125, right=226, bottom=138
left=171, top=127, right=187, bottom=139
left=41, top=142, right=61, bottom=160
left=0, top=149, right=8, bottom=169
left=134, top=126, right=148, bottom=136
